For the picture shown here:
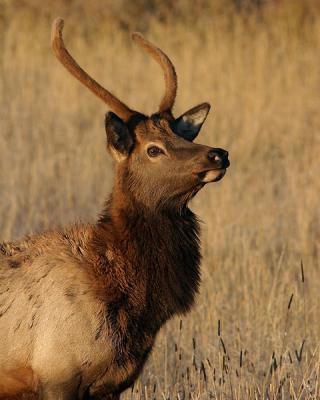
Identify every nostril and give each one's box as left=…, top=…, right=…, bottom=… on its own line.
left=207, top=150, right=221, bottom=162
left=213, top=154, right=221, bottom=161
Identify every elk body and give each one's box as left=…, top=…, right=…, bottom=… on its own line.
left=0, top=19, right=229, bottom=400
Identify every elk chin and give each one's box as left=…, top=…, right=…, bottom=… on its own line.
left=199, top=169, right=226, bottom=183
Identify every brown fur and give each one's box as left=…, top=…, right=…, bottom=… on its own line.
left=0, top=19, right=229, bottom=400
left=0, top=368, right=38, bottom=398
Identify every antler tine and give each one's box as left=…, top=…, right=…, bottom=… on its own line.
left=51, top=18, right=135, bottom=122
left=132, top=32, right=177, bottom=114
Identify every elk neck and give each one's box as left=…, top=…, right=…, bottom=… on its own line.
left=95, top=174, right=202, bottom=324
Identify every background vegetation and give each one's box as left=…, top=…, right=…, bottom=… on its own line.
left=0, top=0, right=319, bottom=398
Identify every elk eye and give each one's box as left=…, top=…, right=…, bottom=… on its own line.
left=147, top=146, right=164, bottom=157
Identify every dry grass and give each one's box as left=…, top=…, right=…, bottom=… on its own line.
left=0, top=0, right=320, bottom=398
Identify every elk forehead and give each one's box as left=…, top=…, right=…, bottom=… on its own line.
left=134, top=117, right=175, bottom=140
left=132, top=117, right=185, bottom=154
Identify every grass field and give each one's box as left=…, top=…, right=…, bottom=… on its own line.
left=0, top=0, right=319, bottom=398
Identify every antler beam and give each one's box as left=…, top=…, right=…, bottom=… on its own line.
left=132, top=32, right=177, bottom=114
left=51, top=18, right=135, bottom=122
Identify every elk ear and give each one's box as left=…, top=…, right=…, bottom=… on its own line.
left=173, top=103, right=210, bottom=141
left=105, top=112, right=134, bottom=161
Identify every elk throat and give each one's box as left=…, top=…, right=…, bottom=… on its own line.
left=96, top=198, right=202, bottom=325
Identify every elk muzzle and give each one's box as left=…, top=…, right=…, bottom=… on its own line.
left=195, top=148, right=230, bottom=183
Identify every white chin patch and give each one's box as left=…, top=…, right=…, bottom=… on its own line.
left=202, top=169, right=226, bottom=183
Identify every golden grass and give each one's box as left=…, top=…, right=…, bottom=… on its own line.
left=0, top=0, right=320, bottom=398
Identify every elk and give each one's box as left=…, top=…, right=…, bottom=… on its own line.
left=0, top=18, right=229, bottom=400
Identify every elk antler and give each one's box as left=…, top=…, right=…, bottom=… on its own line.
left=132, top=32, right=177, bottom=114
left=51, top=18, right=135, bottom=122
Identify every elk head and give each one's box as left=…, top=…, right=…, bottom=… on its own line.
left=51, top=19, right=229, bottom=210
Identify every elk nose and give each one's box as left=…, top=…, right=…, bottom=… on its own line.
left=207, top=148, right=228, bottom=162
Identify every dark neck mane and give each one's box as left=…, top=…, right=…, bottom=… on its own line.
left=95, top=189, right=201, bottom=326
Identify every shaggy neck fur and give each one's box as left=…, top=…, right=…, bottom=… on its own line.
left=96, top=176, right=201, bottom=328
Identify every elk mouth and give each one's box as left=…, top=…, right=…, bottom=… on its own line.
left=194, top=157, right=230, bottom=183
left=195, top=167, right=228, bottom=183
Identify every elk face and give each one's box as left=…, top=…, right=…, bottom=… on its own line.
left=51, top=19, right=230, bottom=210
left=105, top=104, right=229, bottom=209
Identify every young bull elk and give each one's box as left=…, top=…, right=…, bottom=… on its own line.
left=0, top=18, right=230, bottom=399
